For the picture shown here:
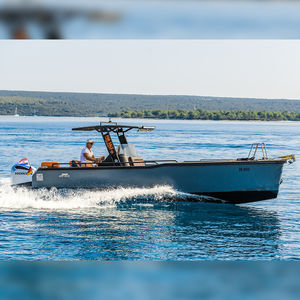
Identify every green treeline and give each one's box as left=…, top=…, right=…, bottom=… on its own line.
left=108, top=109, right=300, bottom=121
left=1, top=90, right=300, bottom=116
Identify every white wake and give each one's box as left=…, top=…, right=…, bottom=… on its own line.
left=0, top=178, right=202, bottom=211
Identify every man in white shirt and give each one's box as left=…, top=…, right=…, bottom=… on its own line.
left=80, top=139, right=103, bottom=165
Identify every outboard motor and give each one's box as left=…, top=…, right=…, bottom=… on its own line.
left=11, top=158, right=36, bottom=186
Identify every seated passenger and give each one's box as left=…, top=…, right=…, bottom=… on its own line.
left=80, top=139, right=104, bottom=165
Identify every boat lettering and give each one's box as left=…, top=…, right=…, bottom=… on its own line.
left=239, top=167, right=250, bottom=172
left=104, top=134, right=115, bottom=155
left=59, top=173, right=70, bottom=178
left=36, top=173, right=43, bottom=181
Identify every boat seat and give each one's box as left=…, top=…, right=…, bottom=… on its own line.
left=128, top=156, right=145, bottom=167
left=69, top=160, right=81, bottom=167
left=41, top=162, right=60, bottom=168
left=68, top=160, right=94, bottom=167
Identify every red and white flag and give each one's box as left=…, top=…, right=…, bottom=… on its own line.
left=18, top=158, right=29, bottom=165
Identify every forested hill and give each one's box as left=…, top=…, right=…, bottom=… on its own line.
left=0, top=90, right=300, bottom=116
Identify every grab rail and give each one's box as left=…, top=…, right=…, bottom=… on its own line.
left=248, top=143, right=268, bottom=160
left=144, top=160, right=178, bottom=165
left=40, top=159, right=179, bottom=168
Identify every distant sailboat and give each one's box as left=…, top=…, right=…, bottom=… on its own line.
left=14, top=106, right=19, bottom=117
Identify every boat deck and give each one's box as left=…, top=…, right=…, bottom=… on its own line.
left=37, top=158, right=287, bottom=171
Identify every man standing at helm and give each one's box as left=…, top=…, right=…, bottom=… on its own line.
left=80, top=139, right=103, bottom=164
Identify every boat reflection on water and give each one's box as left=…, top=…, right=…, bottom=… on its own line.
left=162, top=201, right=282, bottom=260
left=26, top=197, right=281, bottom=260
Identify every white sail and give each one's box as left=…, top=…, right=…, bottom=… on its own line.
left=14, top=106, right=19, bottom=117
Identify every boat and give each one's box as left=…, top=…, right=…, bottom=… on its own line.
left=14, top=106, right=19, bottom=117
left=10, top=121, right=295, bottom=204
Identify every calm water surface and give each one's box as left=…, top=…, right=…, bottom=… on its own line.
left=0, top=116, right=299, bottom=260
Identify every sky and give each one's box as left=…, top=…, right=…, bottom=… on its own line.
left=1, top=40, right=300, bottom=100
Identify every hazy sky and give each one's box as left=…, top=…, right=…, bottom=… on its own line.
left=1, top=40, right=300, bottom=99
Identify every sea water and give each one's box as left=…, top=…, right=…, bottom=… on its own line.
left=0, top=116, right=299, bottom=260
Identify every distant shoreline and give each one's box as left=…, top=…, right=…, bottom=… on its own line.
left=1, top=90, right=300, bottom=117
left=0, top=114, right=300, bottom=123
left=108, top=109, right=300, bottom=122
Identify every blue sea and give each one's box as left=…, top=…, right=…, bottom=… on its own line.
left=0, top=116, right=299, bottom=260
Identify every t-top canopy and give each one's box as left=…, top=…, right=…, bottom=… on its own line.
left=72, top=122, right=155, bottom=133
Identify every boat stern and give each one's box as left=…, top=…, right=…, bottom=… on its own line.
left=11, top=158, right=36, bottom=187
